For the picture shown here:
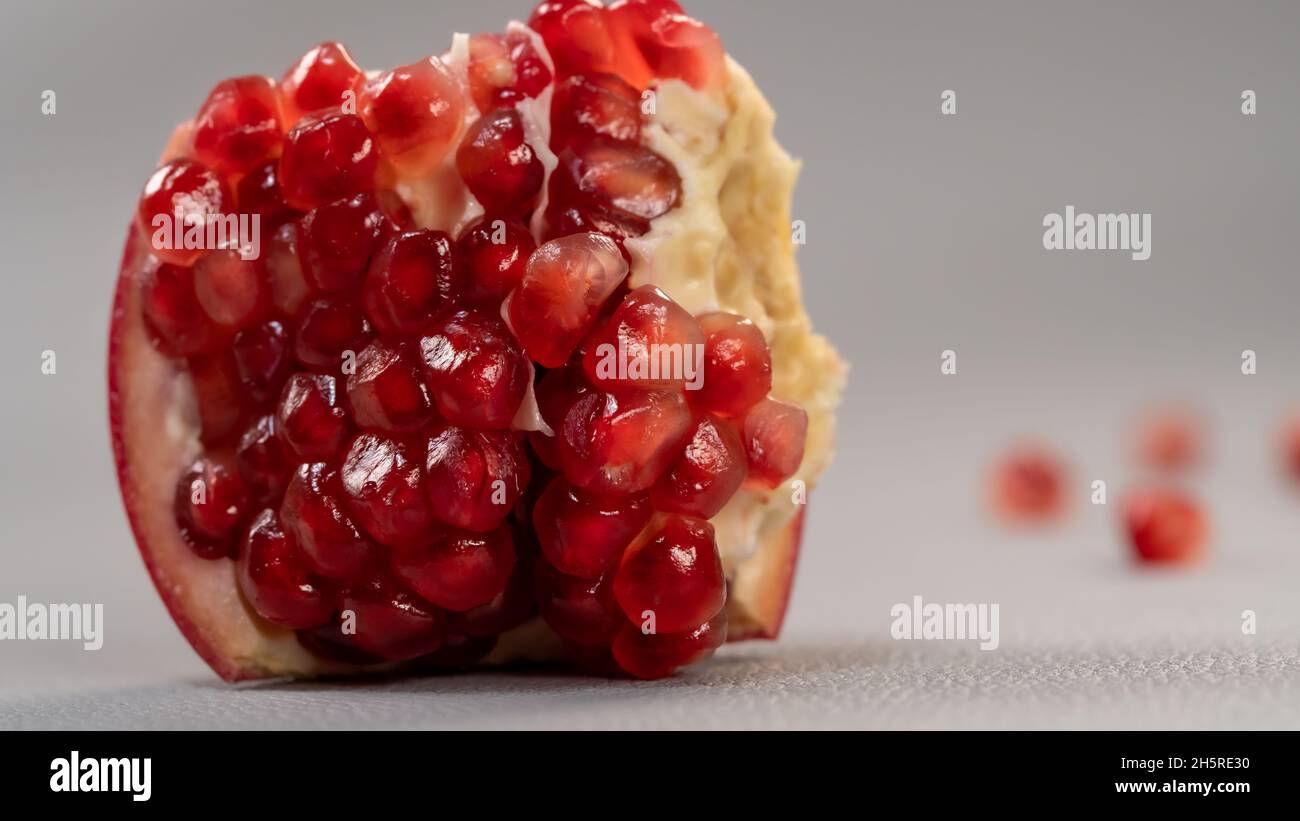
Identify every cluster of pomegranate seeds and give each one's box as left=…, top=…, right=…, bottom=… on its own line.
left=135, top=2, right=809, bottom=679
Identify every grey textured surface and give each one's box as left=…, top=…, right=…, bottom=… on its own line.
left=3, top=0, right=1300, bottom=729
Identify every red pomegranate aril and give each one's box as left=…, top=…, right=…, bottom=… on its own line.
left=295, top=620, right=382, bottom=665
left=339, top=433, right=434, bottom=546
left=293, top=298, right=371, bottom=371
left=1135, top=407, right=1204, bottom=473
left=508, top=232, right=629, bottom=367
left=694, top=312, right=773, bottom=417
left=263, top=221, right=310, bottom=315
left=530, top=366, right=593, bottom=469
left=361, top=229, right=459, bottom=337
left=651, top=415, right=746, bottom=518
left=191, top=76, right=284, bottom=176
left=276, top=372, right=349, bottom=460
left=608, top=0, right=726, bottom=91
left=455, top=108, right=544, bottom=217
left=612, top=609, right=726, bottom=679
left=537, top=564, right=623, bottom=646
left=582, top=284, right=706, bottom=390
left=193, top=248, right=267, bottom=330
left=278, top=111, right=379, bottom=211
left=340, top=574, right=447, bottom=661
left=1123, top=488, right=1208, bottom=564
left=557, top=387, right=692, bottom=495
left=425, top=425, right=531, bottom=532
left=295, top=193, right=392, bottom=293
left=613, top=512, right=724, bottom=633
left=140, top=261, right=221, bottom=356
left=187, top=352, right=246, bottom=444
left=447, top=552, right=536, bottom=638
left=534, top=476, right=651, bottom=578
left=742, top=397, right=808, bottom=489
left=174, top=457, right=248, bottom=559
left=232, top=319, right=290, bottom=402
left=529, top=0, right=653, bottom=89
left=467, top=30, right=553, bottom=112
left=280, top=42, right=365, bottom=124
left=552, top=136, right=681, bottom=224
left=419, top=309, right=529, bottom=430
left=137, top=160, right=231, bottom=267
left=456, top=216, right=536, bottom=304
left=990, top=446, right=1067, bottom=522
left=390, top=527, right=516, bottom=612
left=236, top=414, right=291, bottom=501
left=281, top=462, right=376, bottom=578
left=360, top=57, right=465, bottom=175
left=345, top=341, right=432, bottom=433
left=237, top=508, right=334, bottom=629
left=235, top=161, right=294, bottom=229
left=550, top=72, right=642, bottom=151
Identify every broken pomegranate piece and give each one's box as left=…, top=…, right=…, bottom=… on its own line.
left=110, top=0, right=843, bottom=683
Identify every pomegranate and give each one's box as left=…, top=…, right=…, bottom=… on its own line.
left=1122, top=487, right=1208, bottom=564
left=109, top=0, right=845, bottom=682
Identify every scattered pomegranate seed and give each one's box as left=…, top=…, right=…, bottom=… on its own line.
left=236, top=415, right=291, bottom=502
left=232, top=319, right=290, bottom=402
left=191, top=76, right=284, bottom=175
left=279, top=42, right=365, bottom=124
left=557, top=387, right=692, bottom=495
left=292, top=298, right=371, bottom=371
left=1281, top=417, right=1300, bottom=482
left=339, top=433, right=434, bottom=546
left=340, top=574, right=447, bottom=661
left=281, top=461, right=376, bottom=578
left=361, top=229, right=460, bottom=337
left=360, top=56, right=466, bottom=174
left=537, top=564, right=624, bottom=646
left=613, top=512, right=724, bottom=633
left=275, top=372, right=349, bottom=460
left=466, top=30, right=553, bottom=112
left=508, top=232, right=629, bottom=367
left=174, top=457, right=248, bottom=559
left=1134, top=407, right=1204, bottom=472
left=419, top=309, right=529, bottom=430
left=140, top=261, right=221, bottom=356
left=581, top=284, right=705, bottom=390
left=1123, top=487, right=1208, bottom=564
left=550, top=72, right=642, bottom=151
left=193, top=248, right=267, bottom=330
left=278, top=111, right=379, bottom=211
left=652, top=415, right=746, bottom=518
left=345, top=341, right=433, bottom=433
left=235, top=161, right=294, bottom=230
left=424, top=425, right=531, bottom=532
left=551, top=137, right=681, bottom=226
left=611, top=609, right=726, bottom=679
left=742, top=397, right=808, bottom=489
left=456, top=108, right=545, bottom=217
left=990, top=445, right=1068, bottom=522
left=390, top=527, right=516, bottom=612
left=456, top=216, right=536, bottom=304
left=236, top=508, right=334, bottom=629
left=262, top=222, right=310, bottom=315
left=694, top=312, right=772, bottom=418
left=534, top=477, right=650, bottom=578
left=137, top=160, right=231, bottom=267
left=295, top=193, right=393, bottom=293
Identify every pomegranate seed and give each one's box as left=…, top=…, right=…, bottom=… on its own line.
left=1282, top=417, right=1300, bottom=482
left=694, top=312, right=772, bottom=417
left=613, top=512, right=724, bottom=633
left=339, top=433, right=434, bottom=546
left=137, top=160, right=230, bottom=267
left=281, top=462, right=376, bottom=578
left=361, top=229, right=459, bottom=337
left=537, top=564, right=623, bottom=646
left=191, top=76, right=284, bottom=175
left=552, top=137, right=681, bottom=225
left=544, top=199, right=649, bottom=242
left=651, top=415, right=746, bottom=518
left=557, top=387, right=692, bottom=495
left=187, top=352, right=247, bottom=444
left=345, top=341, right=432, bottom=433
left=276, top=372, right=349, bottom=460
left=581, top=284, right=705, bottom=390
left=419, top=309, right=529, bottom=430
left=295, top=621, right=382, bottom=665
left=456, top=216, right=536, bottom=304
left=390, top=527, right=516, bottom=612
left=529, top=0, right=652, bottom=89
left=530, top=366, right=593, bottom=469
left=608, top=0, right=726, bottom=90
left=1123, top=488, right=1208, bottom=564
left=508, top=232, right=629, bottom=367
left=292, top=298, right=371, bottom=371
left=612, top=609, right=726, bottom=679
left=447, top=548, right=536, bottom=637
left=140, top=261, right=221, bottom=356
left=424, top=425, right=531, bottom=532
left=467, top=31, right=552, bottom=112
left=742, top=398, right=808, bottom=489
left=1135, top=407, right=1204, bottom=472
left=360, top=57, right=465, bottom=174
left=295, top=193, right=392, bottom=293
left=263, top=222, right=310, bottom=315
left=550, top=72, right=642, bottom=151
left=232, top=319, right=290, bottom=402
left=235, top=161, right=294, bottom=230
left=193, top=248, right=267, bottom=330
left=533, top=476, right=650, bottom=578
left=279, top=42, right=365, bottom=124
left=990, top=445, right=1067, bottom=522
left=278, top=111, right=378, bottom=211
left=236, top=508, right=334, bottom=629
left=340, top=574, right=447, bottom=661
left=236, top=415, right=291, bottom=502
left=174, top=457, right=248, bottom=559
left=455, top=108, right=544, bottom=217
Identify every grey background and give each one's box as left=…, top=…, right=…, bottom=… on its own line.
left=2, top=0, right=1299, bottom=728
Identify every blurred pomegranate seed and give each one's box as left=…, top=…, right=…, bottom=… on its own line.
left=236, top=509, right=334, bottom=629
left=193, top=248, right=267, bottom=330
left=1122, top=487, right=1208, bottom=564
left=361, top=229, right=459, bottom=337
left=292, top=298, right=371, bottom=371
left=236, top=415, right=291, bottom=502
left=281, top=461, right=376, bottom=578
left=232, top=319, right=290, bottom=402
left=340, top=574, right=447, bottom=661
left=295, top=192, right=393, bottom=293
left=612, top=609, right=726, bottom=679
left=235, top=161, right=294, bottom=229
left=390, top=527, right=516, bottom=612
left=455, top=107, right=544, bottom=217
left=742, top=398, right=808, bottom=489
left=581, top=284, right=705, bottom=390
left=360, top=56, right=465, bottom=174
left=140, top=261, right=221, bottom=356
left=187, top=352, right=247, bottom=444
left=345, top=341, right=432, bottom=433
left=174, top=457, right=248, bottom=559
left=467, top=30, right=553, bottom=112
left=652, top=415, right=746, bottom=518
left=694, top=312, right=772, bottom=418
left=613, top=512, right=725, bottom=634
left=191, top=76, right=284, bottom=175
left=279, top=42, right=365, bottom=124
left=1281, top=416, right=1300, bottom=482
left=537, top=564, right=623, bottom=646
left=534, top=476, right=651, bottom=578
left=608, top=0, right=726, bottom=90
left=137, top=160, right=230, bottom=267
left=419, top=309, right=529, bottom=429
left=989, top=445, right=1068, bottom=522
left=456, top=216, right=536, bottom=304
left=339, top=433, right=434, bottom=546
left=278, top=111, right=378, bottom=210
left=424, top=425, right=531, bottom=532
left=1134, top=406, right=1204, bottom=472
left=276, top=372, right=349, bottom=460
left=529, top=0, right=653, bottom=88
left=262, top=222, right=310, bottom=315
left=508, top=232, right=629, bottom=367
